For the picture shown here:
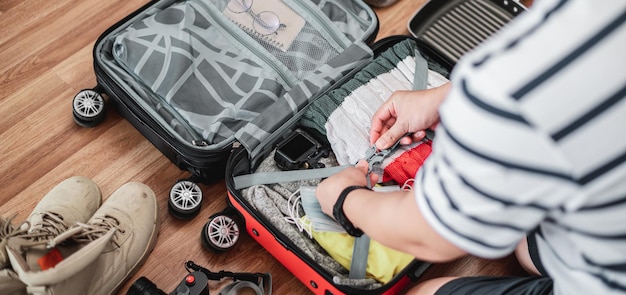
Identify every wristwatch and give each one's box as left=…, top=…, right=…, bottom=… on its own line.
left=333, top=185, right=371, bottom=237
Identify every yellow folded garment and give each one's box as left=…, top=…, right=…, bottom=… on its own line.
left=304, top=216, right=414, bottom=284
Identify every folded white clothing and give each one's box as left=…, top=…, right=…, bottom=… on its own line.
left=326, top=55, right=449, bottom=167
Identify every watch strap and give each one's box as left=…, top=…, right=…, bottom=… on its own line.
left=332, top=185, right=371, bottom=237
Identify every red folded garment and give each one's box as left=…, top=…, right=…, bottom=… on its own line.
left=382, top=140, right=432, bottom=186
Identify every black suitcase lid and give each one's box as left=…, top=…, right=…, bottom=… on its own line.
left=94, top=0, right=379, bottom=158
left=90, top=0, right=380, bottom=183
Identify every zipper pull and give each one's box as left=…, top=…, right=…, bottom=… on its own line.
left=192, top=140, right=209, bottom=147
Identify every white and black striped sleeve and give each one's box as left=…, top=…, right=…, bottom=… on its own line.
left=414, top=0, right=626, bottom=260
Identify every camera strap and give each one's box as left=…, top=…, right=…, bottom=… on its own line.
left=186, top=261, right=272, bottom=295
left=218, top=279, right=268, bottom=295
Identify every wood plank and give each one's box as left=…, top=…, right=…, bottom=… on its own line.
left=53, top=42, right=100, bottom=91
left=0, top=0, right=71, bottom=46
left=375, top=0, right=427, bottom=40
left=0, top=0, right=146, bottom=97
left=0, top=69, right=68, bottom=134
left=0, top=0, right=22, bottom=12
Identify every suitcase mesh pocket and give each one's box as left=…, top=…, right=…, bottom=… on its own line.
left=210, top=0, right=362, bottom=81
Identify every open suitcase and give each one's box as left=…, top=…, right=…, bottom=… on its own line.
left=73, top=0, right=526, bottom=294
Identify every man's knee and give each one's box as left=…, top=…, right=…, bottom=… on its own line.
left=515, top=237, right=541, bottom=276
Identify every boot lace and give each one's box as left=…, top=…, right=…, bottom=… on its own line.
left=0, top=214, right=29, bottom=241
left=73, top=215, right=126, bottom=247
left=19, top=212, right=69, bottom=246
left=1, top=214, right=29, bottom=265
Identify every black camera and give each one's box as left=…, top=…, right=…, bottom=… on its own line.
left=127, top=271, right=209, bottom=295
left=274, top=128, right=328, bottom=170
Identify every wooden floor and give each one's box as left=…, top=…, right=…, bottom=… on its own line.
left=0, top=0, right=528, bottom=294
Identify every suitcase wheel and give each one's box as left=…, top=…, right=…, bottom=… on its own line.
left=168, top=180, right=203, bottom=220
left=72, top=89, right=106, bottom=128
left=201, top=212, right=240, bottom=252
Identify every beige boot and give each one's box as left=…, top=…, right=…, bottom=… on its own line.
left=20, top=176, right=102, bottom=270
left=8, top=182, right=159, bottom=295
left=7, top=227, right=114, bottom=295
left=79, top=182, right=160, bottom=295
left=2, top=176, right=102, bottom=295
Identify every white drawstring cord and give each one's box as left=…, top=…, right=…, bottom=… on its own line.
left=284, top=189, right=313, bottom=239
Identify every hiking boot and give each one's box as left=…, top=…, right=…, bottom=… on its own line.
left=6, top=221, right=113, bottom=295
left=2, top=176, right=102, bottom=295
left=7, top=182, right=160, bottom=295
left=18, top=176, right=102, bottom=269
left=82, top=182, right=160, bottom=295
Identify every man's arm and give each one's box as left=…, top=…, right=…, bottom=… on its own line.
left=344, top=187, right=467, bottom=262
left=316, top=162, right=467, bottom=262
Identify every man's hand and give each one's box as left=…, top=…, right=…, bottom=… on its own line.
left=370, top=83, right=451, bottom=150
left=315, top=161, right=377, bottom=217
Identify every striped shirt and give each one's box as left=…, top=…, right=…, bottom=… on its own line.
left=414, top=0, right=626, bottom=294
